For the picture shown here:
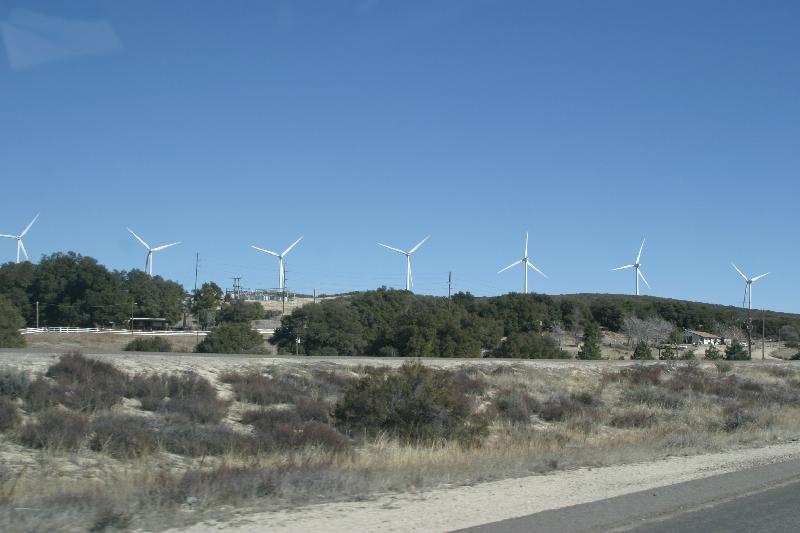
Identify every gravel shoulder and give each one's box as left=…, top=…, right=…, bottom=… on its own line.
left=170, top=441, right=800, bottom=533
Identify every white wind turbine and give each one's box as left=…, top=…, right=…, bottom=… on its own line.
left=378, top=235, right=430, bottom=291
left=732, top=263, right=770, bottom=311
left=498, top=232, right=547, bottom=294
left=127, top=227, right=180, bottom=276
left=0, top=213, right=40, bottom=263
left=613, top=238, right=650, bottom=296
left=251, top=236, right=303, bottom=295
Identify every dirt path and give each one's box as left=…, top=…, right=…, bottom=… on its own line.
left=170, top=441, right=800, bottom=533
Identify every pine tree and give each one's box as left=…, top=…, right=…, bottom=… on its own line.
left=577, top=321, right=602, bottom=360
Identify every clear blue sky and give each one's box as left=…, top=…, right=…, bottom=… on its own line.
left=1, top=1, right=798, bottom=311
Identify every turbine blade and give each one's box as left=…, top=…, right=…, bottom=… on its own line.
left=152, top=242, right=180, bottom=252
left=282, top=235, right=304, bottom=256
left=252, top=245, right=280, bottom=257
left=635, top=238, right=645, bottom=264
left=638, top=269, right=651, bottom=289
left=731, top=262, right=748, bottom=282
left=524, top=232, right=529, bottom=258
left=526, top=260, right=547, bottom=278
left=19, top=239, right=28, bottom=261
left=408, top=235, right=431, bottom=254
left=612, top=264, right=635, bottom=271
left=498, top=259, right=523, bottom=274
left=127, top=228, right=150, bottom=250
left=19, top=213, right=39, bottom=237
left=378, top=243, right=407, bottom=255
left=751, top=272, right=770, bottom=282
left=0, top=234, right=15, bottom=239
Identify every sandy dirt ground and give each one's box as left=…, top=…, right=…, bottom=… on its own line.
left=169, top=441, right=800, bottom=533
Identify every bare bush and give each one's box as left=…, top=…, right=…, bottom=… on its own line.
left=20, top=408, right=89, bottom=450
left=0, top=398, right=19, bottom=431
left=90, top=415, right=158, bottom=459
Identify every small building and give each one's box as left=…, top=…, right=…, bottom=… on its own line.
left=129, top=318, right=169, bottom=331
left=684, top=329, right=721, bottom=346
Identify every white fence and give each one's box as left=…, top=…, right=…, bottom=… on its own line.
left=20, top=327, right=208, bottom=337
left=19, top=327, right=274, bottom=337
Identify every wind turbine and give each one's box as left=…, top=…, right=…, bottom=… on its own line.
left=732, top=263, right=770, bottom=311
left=251, top=236, right=303, bottom=295
left=498, top=232, right=547, bottom=294
left=0, top=213, right=39, bottom=263
left=127, top=227, right=180, bottom=276
left=613, top=238, right=650, bottom=296
left=378, top=235, right=430, bottom=291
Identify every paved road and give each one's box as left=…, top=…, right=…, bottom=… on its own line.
left=457, top=458, right=800, bottom=533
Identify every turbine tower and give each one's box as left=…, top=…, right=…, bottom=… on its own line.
left=378, top=235, right=430, bottom=291
left=252, top=236, right=303, bottom=295
left=732, top=263, right=770, bottom=311
left=498, top=232, right=547, bottom=294
left=613, top=238, right=650, bottom=296
left=127, top=227, right=180, bottom=276
left=0, top=213, right=39, bottom=263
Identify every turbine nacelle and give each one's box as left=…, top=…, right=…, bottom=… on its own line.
left=731, top=262, right=770, bottom=310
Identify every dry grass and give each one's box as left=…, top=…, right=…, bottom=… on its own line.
left=1, top=355, right=799, bottom=531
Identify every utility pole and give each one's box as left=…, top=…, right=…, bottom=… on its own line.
left=313, top=288, right=317, bottom=305
left=448, top=272, right=452, bottom=299
left=194, top=253, right=199, bottom=294
left=36, top=301, right=39, bottom=329
left=282, top=268, right=287, bottom=315
left=762, top=312, right=766, bottom=361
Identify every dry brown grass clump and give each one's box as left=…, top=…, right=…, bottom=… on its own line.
left=19, top=407, right=89, bottom=450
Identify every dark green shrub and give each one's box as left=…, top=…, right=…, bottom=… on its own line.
left=240, top=408, right=349, bottom=452
left=196, top=323, right=266, bottom=354
left=0, top=366, right=30, bottom=399
left=24, top=376, right=64, bottom=411
left=90, top=415, right=158, bottom=458
left=0, top=397, right=20, bottom=431
left=659, top=345, right=679, bottom=360
left=20, top=408, right=89, bottom=450
left=123, top=336, right=172, bottom=352
left=334, top=362, right=487, bottom=445
left=632, top=341, right=653, bottom=360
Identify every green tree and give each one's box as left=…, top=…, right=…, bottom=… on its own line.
left=632, top=340, right=653, bottom=360
left=191, top=282, right=223, bottom=329
left=577, top=321, right=602, bottom=359
left=705, top=345, right=722, bottom=360
left=196, top=323, right=265, bottom=354
left=216, top=300, right=265, bottom=324
left=0, top=296, right=26, bottom=348
left=725, top=340, right=750, bottom=361
left=490, top=331, right=567, bottom=359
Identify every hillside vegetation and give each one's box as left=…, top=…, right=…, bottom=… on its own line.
left=271, top=289, right=800, bottom=357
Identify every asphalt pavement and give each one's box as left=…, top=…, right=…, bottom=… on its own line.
left=456, top=458, right=800, bottom=533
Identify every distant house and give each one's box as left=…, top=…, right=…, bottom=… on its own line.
left=684, top=329, right=721, bottom=345
left=129, top=318, right=169, bottom=331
